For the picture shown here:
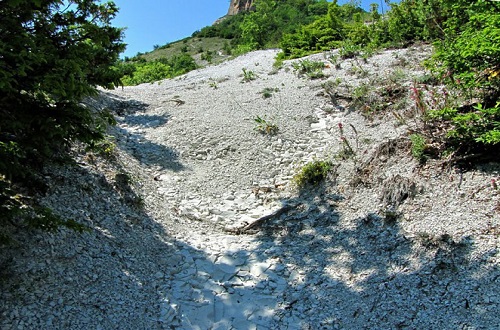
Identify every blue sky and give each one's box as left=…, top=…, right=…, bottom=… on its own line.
left=112, top=1, right=394, bottom=58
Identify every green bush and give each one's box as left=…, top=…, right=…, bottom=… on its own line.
left=201, top=50, right=215, bottom=63
left=410, top=134, right=429, bottom=163
left=293, top=160, right=333, bottom=188
left=291, top=59, right=325, bottom=79
left=422, top=1, right=500, bottom=157
left=279, top=2, right=344, bottom=59
left=429, top=9, right=500, bottom=104
left=121, top=54, right=197, bottom=85
left=199, top=0, right=332, bottom=55
left=169, top=54, right=198, bottom=75
left=429, top=103, right=500, bottom=151
left=122, top=61, right=172, bottom=85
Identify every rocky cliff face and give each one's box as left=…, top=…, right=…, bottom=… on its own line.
left=227, top=0, right=255, bottom=16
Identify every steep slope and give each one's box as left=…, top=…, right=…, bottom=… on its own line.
left=1, top=48, right=498, bottom=329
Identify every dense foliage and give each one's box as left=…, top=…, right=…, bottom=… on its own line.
left=425, top=0, right=500, bottom=155
left=194, top=10, right=248, bottom=41
left=0, top=0, right=125, bottom=238
left=120, top=54, right=197, bottom=85
left=195, top=0, right=331, bottom=53
left=279, top=0, right=349, bottom=58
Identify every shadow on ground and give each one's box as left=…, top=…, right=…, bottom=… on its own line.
left=1, top=160, right=498, bottom=329
left=235, top=182, right=499, bottom=328
left=103, top=93, right=185, bottom=172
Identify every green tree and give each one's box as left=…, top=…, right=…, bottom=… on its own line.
left=0, top=0, right=125, bottom=235
left=279, top=1, right=345, bottom=58
left=238, top=11, right=266, bottom=51
left=370, top=3, right=380, bottom=21
left=338, top=0, right=362, bottom=22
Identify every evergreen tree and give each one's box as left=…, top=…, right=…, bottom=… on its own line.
left=0, top=0, right=125, bottom=235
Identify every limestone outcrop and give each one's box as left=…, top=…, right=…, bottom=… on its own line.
left=227, top=0, right=255, bottom=16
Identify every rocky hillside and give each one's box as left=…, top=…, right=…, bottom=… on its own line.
left=1, top=47, right=498, bottom=329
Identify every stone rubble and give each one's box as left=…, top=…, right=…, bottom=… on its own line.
left=1, top=48, right=499, bottom=329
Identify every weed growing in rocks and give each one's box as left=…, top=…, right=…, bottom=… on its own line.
left=388, top=68, right=406, bottom=84
left=271, top=58, right=284, bottom=74
left=392, top=110, right=407, bottom=126
left=409, top=133, right=429, bottom=163
left=409, top=82, right=456, bottom=120
left=391, top=53, right=409, bottom=68
left=241, top=68, right=257, bottom=82
left=410, top=83, right=429, bottom=118
left=291, top=59, right=325, bottom=79
left=413, top=74, right=437, bottom=86
left=339, top=41, right=361, bottom=59
left=347, top=64, right=368, bottom=78
left=336, top=122, right=357, bottom=160
left=254, top=116, right=278, bottom=135
left=260, top=87, right=279, bottom=99
left=381, top=206, right=401, bottom=225
left=415, top=233, right=466, bottom=253
left=208, top=80, right=218, bottom=89
left=350, top=82, right=381, bottom=118
left=326, top=54, right=341, bottom=69
left=293, top=160, right=333, bottom=188
left=345, top=73, right=412, bottom=120
left=322, top=78, right=343, bottom=106
left=88, top=136, right=117, bottom=160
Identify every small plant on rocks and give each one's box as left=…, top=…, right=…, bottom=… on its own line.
left=291, top=59, right=325, bottom=79
left=208, top=80, right=218, bottom=89
left=409, top=82, right=455, bottom=120
left=260, top=87, right=279, bottom=99
left=254, top=116, right=278, bottom=135
left=322, top=78, right=342, bottom=99
left=88, top=135, right=117, bottom=159
left=339, top=41, right=361, bottom=59
left=336, top=122, right=357, bottom=160
left=293, top=160, right=333, bottom=188
left=326, top=54, right=342, bottom=69
left=409, top=133, right=430, bottom=163
left=347, top=64, right=368, bottom=78
left=241, top=68, right=258, bottom=82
